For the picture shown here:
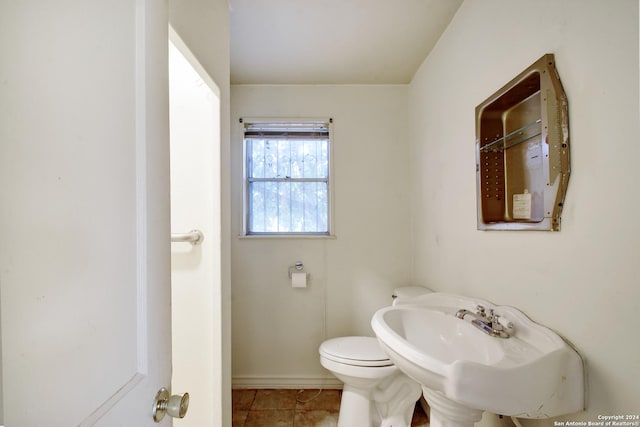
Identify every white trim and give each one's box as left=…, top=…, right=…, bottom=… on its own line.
left=237, top=233, right=337, bottom=240
left=232, top=375, right=343, bottom=390
left=242, top=117, right=332, bottom=125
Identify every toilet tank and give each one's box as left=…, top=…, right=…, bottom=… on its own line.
left=392, top=286, right=432, bottom=305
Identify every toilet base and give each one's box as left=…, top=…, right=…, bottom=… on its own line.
left=337, top=385, right=376, bottom=427
left=336, top=371, right=422, bottom=427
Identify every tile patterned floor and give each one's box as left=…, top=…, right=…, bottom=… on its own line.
left=232, top=389, right=430, bottom=427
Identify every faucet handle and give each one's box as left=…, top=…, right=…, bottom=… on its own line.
left=476, top=305, right=485, bottom=316
left=491, top=314, right=503, bottom=331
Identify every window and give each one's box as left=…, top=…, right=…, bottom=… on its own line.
left=243, top=119, right=332, bottom=235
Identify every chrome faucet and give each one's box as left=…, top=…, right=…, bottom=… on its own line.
left=455, top=305, right=513, bottom=338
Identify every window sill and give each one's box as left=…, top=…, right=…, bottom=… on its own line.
left=237, top=233, right=336, bottom=240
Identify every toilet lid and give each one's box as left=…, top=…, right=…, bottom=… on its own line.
left=319, top=336, right=392, bottom=367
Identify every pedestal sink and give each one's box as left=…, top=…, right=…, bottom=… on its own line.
left=371, top=293, right=584, bottom=427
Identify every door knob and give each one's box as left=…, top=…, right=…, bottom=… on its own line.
left=153, top=387, right=189, bottom=422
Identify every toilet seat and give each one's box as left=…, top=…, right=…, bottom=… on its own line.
left=319, top=336, right=392, bottom=367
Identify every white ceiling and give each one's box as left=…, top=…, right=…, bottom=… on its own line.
left=230, top=0, right=463, bottom=85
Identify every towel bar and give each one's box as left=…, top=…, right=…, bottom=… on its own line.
left=171, top=229, right=204, bottom=245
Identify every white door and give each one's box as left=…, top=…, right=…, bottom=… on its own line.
left=0, top=1, right=174, bottom=426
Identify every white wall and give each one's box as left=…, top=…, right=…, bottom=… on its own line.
left=230, top=85, right=412, bottom=386
left=168, top=1, right=232, bottom=424
left=408, top=0, right=639, bottom=423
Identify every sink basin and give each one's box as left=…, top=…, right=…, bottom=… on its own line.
left=371, top=293, right=584, bottom=422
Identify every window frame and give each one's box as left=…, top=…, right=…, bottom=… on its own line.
left=240, top=117, right=335, bottom=238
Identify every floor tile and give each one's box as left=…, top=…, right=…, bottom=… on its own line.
left=252, top=389, right=298, bottom=410
left=294, top=410, right=339, bottom=427
left=295, top=389, right=341, bottom=412
left=233, top=389, right=256, bottom=410
left=244, top=409, right=295, bottom=427
left=232, top=409, right=249, bottom=427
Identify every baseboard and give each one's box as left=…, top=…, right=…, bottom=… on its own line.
left=232, top=375, right=343, bottom=390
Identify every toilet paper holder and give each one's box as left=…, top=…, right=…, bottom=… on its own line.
left=288, top=261, right=305, bottom=278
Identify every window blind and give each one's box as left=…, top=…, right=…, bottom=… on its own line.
left=243, top=122, right=330, bottom=140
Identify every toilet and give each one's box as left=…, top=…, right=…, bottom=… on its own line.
left=319, top=286, right=431, bottom=427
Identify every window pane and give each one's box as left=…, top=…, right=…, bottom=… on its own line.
left=264, top=140, right=277, bottom=178
left=316, top=181, right=328, bottom=231
left=290, top=140, right=304, bottom=179
left=249, top=181, right=328, bottom=233
left=277, top=140, right=291, bottom=178
left=278, top=180, right=291, bottom=232
left=303, top=182, right=319, bottom=231
left=247, top=137, right=328, bottom=179
left=263, top=180, right=278, bottom=231
left=318, top=140, right=328, bottom=178
left=303, top=141, right=316, bottom=178
left=249, top=181, right=265, bottom=232
left=290, top=181, right=303, bottom=232
left=249, top=139, right=265, bottom=178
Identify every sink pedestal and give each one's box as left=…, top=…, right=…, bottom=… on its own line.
left=423, top=388, right=483, bottom=427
